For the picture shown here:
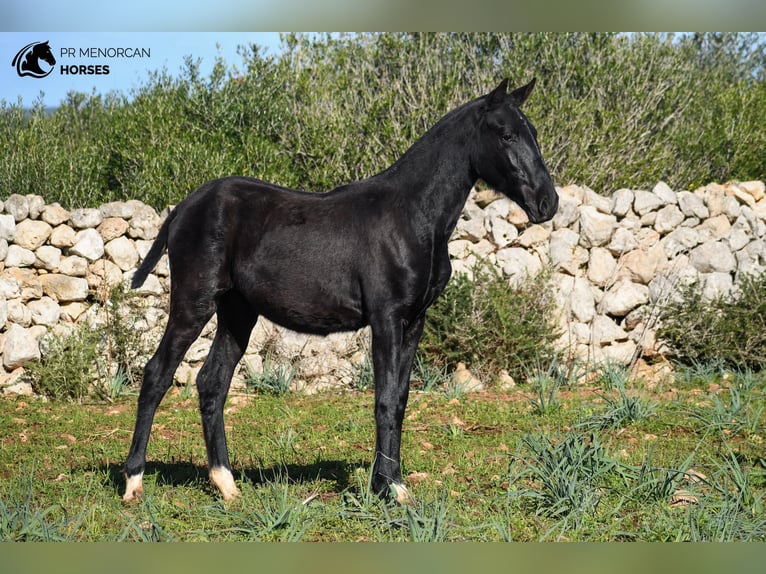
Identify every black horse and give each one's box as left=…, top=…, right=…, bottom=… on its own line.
left=13, top=41, right=56, bottom=78
left=123, top=78, right=558, bottom=504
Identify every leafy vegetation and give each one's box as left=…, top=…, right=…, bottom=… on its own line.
left=2, top=33, right=765, bottom=209
left=418, top=261, right=561, bottom=382
left=24, top=283, right=155, bottom=401
left=657, top=272, right=766, bottom=371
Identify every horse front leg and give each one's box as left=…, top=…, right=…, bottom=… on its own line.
left=370, top=314, right=425, bottom=503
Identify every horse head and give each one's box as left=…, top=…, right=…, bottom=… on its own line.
left=473, top=78, right=558, bottom=224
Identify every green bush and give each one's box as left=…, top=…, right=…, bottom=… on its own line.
left=418, top=261, right=561, bottom=382
left=1, top=33, right=765, bottom=209
left=24, top=283, right=155, bottom=401
left=657, top=273, right=766, bottom=371
left=25, top=323, right=101, bottom=401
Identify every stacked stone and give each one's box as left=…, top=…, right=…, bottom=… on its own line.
left=1, top=180, right=765, bottom=396
left=0, top=194, right=168, bottom=393
left=451, top=180, right=765, bottom=367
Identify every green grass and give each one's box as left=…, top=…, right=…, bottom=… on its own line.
left=0, top=367, right=764, bottom=541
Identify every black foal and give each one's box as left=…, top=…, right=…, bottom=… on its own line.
left=123, top=78, right=558, bottom=503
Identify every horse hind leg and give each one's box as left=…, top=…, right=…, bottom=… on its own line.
left=123, top=297, right=216, bottom=502
left=196, top=291, right=257, bottom=501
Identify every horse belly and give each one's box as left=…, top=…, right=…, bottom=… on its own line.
left=239, top=255, right=366, bottom=335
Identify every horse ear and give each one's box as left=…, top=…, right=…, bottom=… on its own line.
left=510, top=77, right=536, bottom=107
left=486, top=78, right=509, bottom=108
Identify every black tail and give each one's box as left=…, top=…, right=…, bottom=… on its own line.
left=131, top=209, right=176, bottom=289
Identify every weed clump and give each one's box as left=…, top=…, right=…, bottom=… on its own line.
left=418, top=261, right=561, bottom=383
left=24, top=282, right=155, bottom=401
left=657, top=273, right=766, bottom=371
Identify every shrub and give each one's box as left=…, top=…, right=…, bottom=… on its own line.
left=245, top=355, right=296, bottom=395
left=1, top=33, right=765, bottom=210
left=97, top=282, right=155, bottom=388
left=25, top=323, right=101, bottom=401
left=657, top=273, right=766, bottom=371
left=418, top=261, right=561, bottom=382
left=24, top=282, right=155, bottom=402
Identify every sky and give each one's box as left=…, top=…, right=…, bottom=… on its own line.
left=2, top=32, right=284, bottom=108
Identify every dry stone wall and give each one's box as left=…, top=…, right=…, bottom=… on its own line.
left=1, top=180, right=765, bottom=396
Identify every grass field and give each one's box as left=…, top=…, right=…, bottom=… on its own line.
left=1, top=364, right=764, bottom=542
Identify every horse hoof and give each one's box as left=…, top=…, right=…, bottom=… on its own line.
left=210, top=467, right=241, bottom=501
left=123, top=472, right=144, bottom=503
left=390, top=482, right=414, bottom=505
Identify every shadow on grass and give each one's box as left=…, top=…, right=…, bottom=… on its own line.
left=96, top=459, right=360, bottom=499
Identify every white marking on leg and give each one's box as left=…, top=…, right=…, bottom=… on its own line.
left=210, top=467, right=241, bottom=501
left=123, top=472, right=144, bottom=502
left=391, top=482, right=414, bottom=505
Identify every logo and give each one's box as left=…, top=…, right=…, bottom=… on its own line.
left=12, top=41, right=56, bottom=78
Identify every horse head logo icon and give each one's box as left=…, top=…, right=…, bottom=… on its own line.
left=12, top=41, right=56, bottom=78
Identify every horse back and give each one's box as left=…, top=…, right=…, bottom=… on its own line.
left=167, top=176, right=430, bottom=334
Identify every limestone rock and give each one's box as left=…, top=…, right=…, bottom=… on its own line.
left=495, top=248, right=541, bottom=285
left=4, top=194, right=29, bottom=222
left=591, top=314, right=628, bottom=345
left=488, top=217, right=518, bottom=248
left=518, top=224, right=550, bottom=247
left=70, top=229, right=105, bottom=262
left=654, top=205, right=685, bottom=235
left=88, top=260, right=124, bottom=289
left=583, top=186, right=612, bottom=214
left=99, top=201, right=135, bottom=219
left=652, top=181, right=677, bottom=205
left=49, top=225, right=77, bottom=248
left=550, top=228, right=586, bottom=275
left=739, top=180, right=765, bottom=202
left=570, top=277, right=595, bottom=323
left=59, top=256, right=89, bottom=277
left=552, top=195, right=580, bottom=230
left=39, top=274, right=89, bottom=302
left=41, top=203, right=71, bottom=226
left=455, top=214, right=486, bottom=242
left=3, top=324, right=40, bottom=369
left=661, top=227, right=701, bottom=258
left=677, top=191, right=709, bottom=219
left=7, top=298, right=31, bottom=326
left=602, top=280, right=650, bottom=317
left=69, top=208, right=103, bottom=229
left=689, top=241, right=737, bottom=274
left=34, top=245, right=62, bottom=271
left=633, top=189, right=665, bottom=215
left=28, top=296, right=61, bottom=326
left=13, top=219, right=52, bottom=250
left=5, top=245, right=36, bottom=268
left=601, top=340, right=637, bottom=365
left=452, top=362, right=484, bottom=392
left=97, top=218, right=130, bottom=242
left=579, top=206, right=616, bottom=248
left=701, top=272, right=734, bottom=300
left=698, top=214, right=731, bottom=242
left=128, top=205, right=162, bottom=240
left=611, top=189, right=635, bottom=218
left=587, top=247, right=617, bottom=287
left=104, top=236, right=139, bottom=271
left=608, top=227, right=639, bottom=255
left=0, top=214, right=16, bottom=242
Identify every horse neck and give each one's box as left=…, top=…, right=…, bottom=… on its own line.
left=380, top=105, right=480, bottom=241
